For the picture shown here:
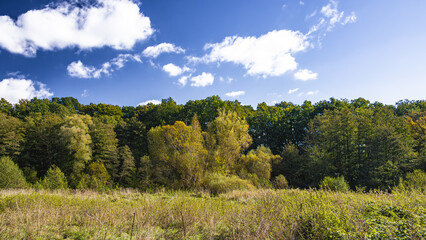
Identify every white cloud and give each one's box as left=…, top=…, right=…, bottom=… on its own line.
left=0, top=0, right=153, bottom=57
left=81, top=89, right=89, bottom=97
left=67, top=61, right=97, bottom=78
left=227, top=77, right=234, bottom=83
left=299, top=1, right=305, bottom=5
left=190, top=72, right=214, bottom=87
left=6, top=71, right=26, bottom=79
left=67, top=54, right=141, bottom=78
left=321, top=0, right=342, bottom=23
left=288, top=88, right=299, bottom=94
left=142, top=43, right=185, bottom=58
left=307, top=90, right=319, bottom=95
left=294, top=69, right=318, bottom=81
left=0, top=78, right=53, bottom=104
left=177, top=75, right=190, bottom=86
left=138, top=99, right=161, bottom=106
left=162, top=63, right=191, bottom=77
left=195, top=30, right=309, bottom=77
left=306, top=10, right=317, bottom=19
left=225, top=90, right=245, bottom=98
left=343, top=12, right=357, bottom=25
left=308, top=0, right=356, bottom=36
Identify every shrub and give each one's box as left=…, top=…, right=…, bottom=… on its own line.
left=0, top=156, right=27, bottom=189
left=273, top=174, right=289, bottom=189
left=42, top=165, right=68, bottom=190
left=77, top=162, right=111, bottom=192
left=319, top=176, right=349, bottom=192
left=202, top=173, right=255, bottom=195
left=396, top=169, right=426, bottom=192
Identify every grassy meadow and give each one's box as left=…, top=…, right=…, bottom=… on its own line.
left=0, top=189, right=425, bottom=240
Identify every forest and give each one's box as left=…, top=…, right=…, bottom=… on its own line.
left=0, top=96, right=425, bottom=192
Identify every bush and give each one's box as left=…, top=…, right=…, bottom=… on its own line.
left=42, top=165, right=68, bottom=190
left=319, top=176, right=349, bottom=192
left=0, top=156, right=27, bottom=189
left=77, top=174, right=110, bottom=192
left=202, top=173, right=255, bottom=195
left=273, top=175, right=288, bottom=189
left=77, top=162, right=111, bottom=192
left=396, top=169, right=426, bottom=192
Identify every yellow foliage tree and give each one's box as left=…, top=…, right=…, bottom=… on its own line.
left=148, top=118, right=207, bottom=189
left=206, top=110, right=252, bottom=174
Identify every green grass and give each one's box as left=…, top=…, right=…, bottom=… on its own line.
left=0, top=189, right=425, bottom=239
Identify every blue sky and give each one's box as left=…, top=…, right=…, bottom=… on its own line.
left=0, top=0, right=425, bottom=107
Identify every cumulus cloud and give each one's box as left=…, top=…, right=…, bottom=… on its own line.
left=288, top=88, right=299, bottom=94
left=138, top=99, right=161, bottom=106
left=177, top=75, right=190, bottom=86
left=0, top=0, right=153, bottom=56
left=67, top=54, right=141, bottom=78
left=294, top=69, right=318, bottom=81
left=193, top=30, right=308, bottom=77
left=187, top=1, right=356, bottom=80
left=190, top=72, right=214, bottom=87
left=142, top=43, right=185, bottom=58
left=225, top=91, right=245, bottom=98
left=0, top=78, right=53, bottom=104
left=162, top=63, right=191, bottom=77
left=67, top=61, right=97, bottom=78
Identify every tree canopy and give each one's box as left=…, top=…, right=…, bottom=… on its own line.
left=0, top=96, right=424, bottom=191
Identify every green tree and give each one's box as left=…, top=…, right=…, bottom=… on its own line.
left=118, top=145, right=136, bottom=187
left=115, top=117, right=148, bottom=163
left=81, top=103, right=123, bottom=124
left=137, top=155, right=152, bottom=189
left=306, top=108, right=358, bottom=186
left=90, top=118, right=119, bottom=182
left=78, top=161, right=111, bottom=191
left=405, top=111, right=426, bottom=170
left=0, top=156, right=27, bottom=189
left=60, top=114, right=93, bottom=187
left=0, top=112, right=25, bottom=159
left=0, top=98, right=14, bottom=115
left=42, top=165, right=68, bottom=190
left=20, top=113, right=64, bottom=177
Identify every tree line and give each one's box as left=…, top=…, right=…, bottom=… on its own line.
left=0, top=96, right=424, bottom=191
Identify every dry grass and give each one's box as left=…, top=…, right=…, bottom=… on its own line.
left=0, top=188, right=424, bottom=239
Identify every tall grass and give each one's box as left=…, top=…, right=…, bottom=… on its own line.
left=0, top=188, right=424, bottom=239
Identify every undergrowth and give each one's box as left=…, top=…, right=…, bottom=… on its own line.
left=0, top=188, right=424, bottom=239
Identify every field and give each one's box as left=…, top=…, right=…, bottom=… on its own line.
left=0, top=189, right=425, bottom=239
